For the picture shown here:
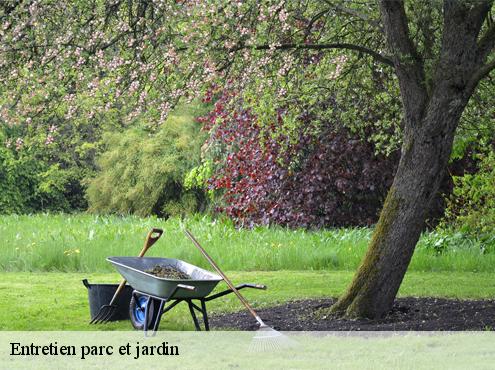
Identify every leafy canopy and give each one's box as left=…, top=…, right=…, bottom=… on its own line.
left=2, top=1, right=494, bottom=151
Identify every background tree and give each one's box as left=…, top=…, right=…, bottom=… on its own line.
left=1, top=0, right=494, bottom=319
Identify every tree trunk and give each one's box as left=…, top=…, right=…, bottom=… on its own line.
left=329, top=0, right=494, bottom=320
left=330, top=90, right=466, bottom=318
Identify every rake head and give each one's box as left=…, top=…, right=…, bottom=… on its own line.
left=89, top=304, right=117, bottom=324
left=248, top=325, right=294, bottom=352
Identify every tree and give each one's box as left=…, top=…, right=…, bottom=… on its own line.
left=331, top=0, right=495, bottom=318
left=1, top=0, right=494, bottom=318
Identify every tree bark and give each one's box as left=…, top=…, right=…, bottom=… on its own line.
left=331, top=0, right=494, bottom=319
left=331, top=90, right=466, bottom=318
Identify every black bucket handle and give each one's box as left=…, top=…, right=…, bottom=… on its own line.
left=82, top=279, right=91, bottom=289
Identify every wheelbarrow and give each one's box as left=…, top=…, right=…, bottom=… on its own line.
left=107, top=256, right=266, bottom=333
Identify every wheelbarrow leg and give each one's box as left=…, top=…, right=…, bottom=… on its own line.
left=142, top=296, right=166, bottom=337
left=187, top=300, right=201, bottom=331
left=150, top=298, right=166, bottom=334
left=200, top=299, right=209, bottom=331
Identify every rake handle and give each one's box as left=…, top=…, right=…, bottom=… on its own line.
left=108, top=228, right=163, bottom=306
left=184, top=229, right=266, bottom=327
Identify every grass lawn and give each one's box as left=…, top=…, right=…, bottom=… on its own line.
left=1, top=271, right=494, bottom=331
left=1, top=214, right=494, bottom=273
left=2, top=214, right=494, bottom=331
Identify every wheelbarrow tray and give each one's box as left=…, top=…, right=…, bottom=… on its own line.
left=107, top=257, right=222, bottom=299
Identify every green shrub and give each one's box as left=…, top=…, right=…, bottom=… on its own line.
left=0, top=89, right=117, bottom=214
left=0, top=140, right=31, bottom=213
left=0, top=131, right=50, bottom=213
left=86, top=107, right=207, bottom=217
left=0, top=128, right=95, bottom=214
left=443, top=151, right=495, bottom=250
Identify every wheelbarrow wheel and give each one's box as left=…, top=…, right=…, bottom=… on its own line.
left=129, top=294, right=160, bottom=330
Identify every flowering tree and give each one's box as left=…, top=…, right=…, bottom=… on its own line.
left=1, top=0, right=495, bottom=319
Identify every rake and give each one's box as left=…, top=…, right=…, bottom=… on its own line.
left=184, top=229, right=292, bottom=350
left=90, top=228, right=163, bottom=324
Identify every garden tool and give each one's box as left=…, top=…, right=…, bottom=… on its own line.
left=89, top=228, right=163, bottom=324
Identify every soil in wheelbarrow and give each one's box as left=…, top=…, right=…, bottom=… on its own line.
left=145, top=265, right=191, bottom=280
left=210, top=297, right=495, bottom=331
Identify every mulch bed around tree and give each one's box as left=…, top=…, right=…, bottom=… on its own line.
left=210, top=298, right=495, bottom=331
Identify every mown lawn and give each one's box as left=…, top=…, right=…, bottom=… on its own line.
left=1, top=271, right=495, bottom=330
left=2, top=214, right=494, bottom=331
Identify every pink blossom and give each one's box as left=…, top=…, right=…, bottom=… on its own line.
left=45, top=134, right=55, bottom=145
left=15, top=138, right=23, bottom=150
left=128, top=80, right=140, bottom=94
left=329, top=55, right=348, bottom=80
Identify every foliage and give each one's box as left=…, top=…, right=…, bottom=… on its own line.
left=0, top=85, right=129, bottom=213
left=446, top=78, right=495, bottom=236
left=1, top=0, right=492, bottom=220
left=184, top=160, right=214, bottom=198
left=0, top=1, right=493, bottom=168
left=198, top=92, right=401, bottom=228
left=1, top=2, right=385, bottom=120
left=86, top=106, right=207, bottom=217
left=454, top=78, right=495, bottom=161
left=0, top=0, right=405, bottom=160
left=443, top=151, right=495, bottom=245
left=0, top=132, right=37, bottom=213
left=0, top=130, right=89, bottom=214
left=2, top=1, right=487, bottom=155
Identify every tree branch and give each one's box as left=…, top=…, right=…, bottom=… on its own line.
left=440, top=1, right=494, bottom=94
left=324, top=1, right=382, bottom=30
left=237, top=42, right=394, bottom=67
left=304, top=8, right=331, bottom=38
left=477, top=22, right=495, bottom=61
left=466, top=58, right=495, bottom=93
left=379, top=0, right=427, bottom=117
left=379, top=0, right=422, bottom=65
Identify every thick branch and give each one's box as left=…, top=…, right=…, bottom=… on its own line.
left=466, top=58, right=495, bottom=93
left=477, top=23, right=495, bottom=61
left=468, top=8, right=495, bottom=92
left=240, top=42, right=393, bottom=67
left=323, top=1, right=382, bottom=29
left=439, top=1, right=494, bottom=93
left=379, top=0, right=427, bottom=119
left=379, top=0, right=422, bottom=65
left=442, top=0, right=493, bottom=62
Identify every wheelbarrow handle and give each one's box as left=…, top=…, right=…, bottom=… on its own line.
left=177, top=284, right=196, bottom=291
left=204, top=283, right=266, bottom=301
left=243, top=283, right=267, bottom=290
left=109, top=228, right=164, bottom=306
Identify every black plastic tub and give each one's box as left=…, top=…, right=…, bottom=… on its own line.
left=82, top=279, right=134, bottom=321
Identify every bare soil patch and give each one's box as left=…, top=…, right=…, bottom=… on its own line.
left=210, top=298, right=495, bottom=331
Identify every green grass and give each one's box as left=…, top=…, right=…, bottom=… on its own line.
left=0, top=213, right=494, bottom=272
left=1, top=271, right=494, bottom=330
